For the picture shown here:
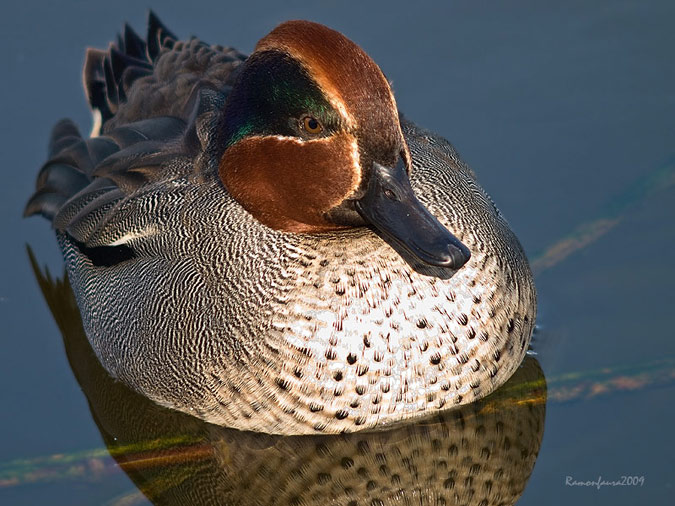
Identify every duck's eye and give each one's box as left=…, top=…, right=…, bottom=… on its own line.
left=302, top=116, right=323, bottom=135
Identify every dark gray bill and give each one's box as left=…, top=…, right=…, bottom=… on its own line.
left=355, top=159, right=471, bottom=269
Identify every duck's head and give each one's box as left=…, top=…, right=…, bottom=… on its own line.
left=219, top=21, right=470, bottom=269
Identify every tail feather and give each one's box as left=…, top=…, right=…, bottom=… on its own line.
left=25, top=120, right=96, bottom=219
left=109, top=47, right=152, bottom=76
left=83, top=11, right=176, bottom=136
left=147, top=10, right=177, bottom=62
left=24, top=119, right=119, bottom=220
left=42, top=135, right=118, bottom=180
left=83, top=48, right=114, bottom=127
left=24, top=192, right=69, bottom=220
left=36, top=164, right=91, bottom=198
left=48, top=119, right=81, bottom=156
left=43, top=139, right=92, bottom=176
left=102, top=51, right=120, bottom=109
left=123, top=23, right=147, bottom=60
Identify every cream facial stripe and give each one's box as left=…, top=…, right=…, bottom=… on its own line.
left=320, top=89, right=354, bottom=128
left=271, top=135, right=306, bottom=144
left=347, top=137, right=362, bottom=198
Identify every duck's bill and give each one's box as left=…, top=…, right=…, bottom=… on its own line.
left=355, top=159, right=471, bottom=269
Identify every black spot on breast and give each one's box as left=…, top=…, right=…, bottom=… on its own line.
left=275, top=378, right=291, bottom=391
left=317, top=472, right=331, bottom=484
left=357, top=441, right=371, bottom=455
left=356, top=364, right=369, bottom=376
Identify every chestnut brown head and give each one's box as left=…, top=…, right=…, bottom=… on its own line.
left=219, top=21, right=470, bottom=268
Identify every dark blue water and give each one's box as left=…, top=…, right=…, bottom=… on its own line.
left=2, top=1, right=674, bottom=504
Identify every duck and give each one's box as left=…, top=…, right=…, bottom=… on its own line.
left=25, top=12, right=536, bottom=435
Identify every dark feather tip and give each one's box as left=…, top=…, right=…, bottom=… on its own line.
left=147, top=11, right=177, bottom=61
left=123, top=23, right=148, bottom=61
left=103, top=53, right=120, bottom=110
left=48, top=119, right=81, bottom=157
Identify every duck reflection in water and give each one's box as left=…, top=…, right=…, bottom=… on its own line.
left=30, top=252, right=546, bottom=506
